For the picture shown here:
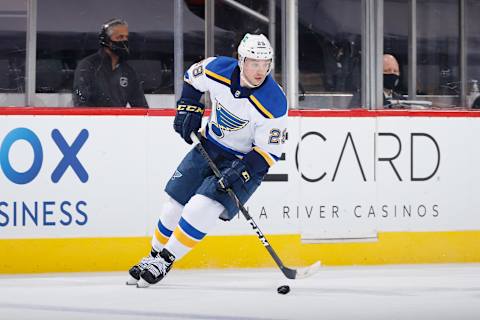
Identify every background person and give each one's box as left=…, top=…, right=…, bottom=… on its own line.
left=349, top=53, right=406, bottom=108
left=382, top=54, right=406, bottom=108
left=72, top=18, right=148, bottom=108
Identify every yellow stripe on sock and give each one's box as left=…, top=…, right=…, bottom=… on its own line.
left=155, top=227, right=169, bottom=245
left=173, top=227, right=198, bottom=248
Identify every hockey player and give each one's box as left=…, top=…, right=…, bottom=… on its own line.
left=127, top=33, right=288, bottom=287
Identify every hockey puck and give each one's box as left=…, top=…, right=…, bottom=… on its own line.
left=277, top=285, right=290, bottom=295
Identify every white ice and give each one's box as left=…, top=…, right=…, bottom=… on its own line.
left=0, top=264, right=479, bottom=320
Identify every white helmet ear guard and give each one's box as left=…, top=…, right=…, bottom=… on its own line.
left=237, top=33, right=274, bottom=87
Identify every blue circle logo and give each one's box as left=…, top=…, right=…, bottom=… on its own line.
left=0, top=128, right=43, bottom=184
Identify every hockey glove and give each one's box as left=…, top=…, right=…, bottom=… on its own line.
left=218, top=160, right=251, bottom=191
left=173, top=98, right=205, bottom=144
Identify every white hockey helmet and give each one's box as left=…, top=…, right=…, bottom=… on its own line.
left=238, top=33, right=273, bottom=86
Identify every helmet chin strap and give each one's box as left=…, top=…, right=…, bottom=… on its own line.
left=239, top=57, right=265, bottom=88
left=240, top=70, right=260, bottom=88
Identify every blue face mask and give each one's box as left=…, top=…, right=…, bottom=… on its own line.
left=384, top=74, right=399, bottom=90
left=110, top=40, right=129, bottom=60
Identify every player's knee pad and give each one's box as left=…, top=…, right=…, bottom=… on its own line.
left=182, top=194, right=226, bottom=231
left=160, top=195, right=184, bottom=230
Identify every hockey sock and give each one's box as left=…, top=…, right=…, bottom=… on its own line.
left=151, top=195, right=184, bottom=252
left=150, top=248, right=158, bottom=257
left=165, top=194, right=224, bottom=260
left=152, top=219, right=173, bottom=251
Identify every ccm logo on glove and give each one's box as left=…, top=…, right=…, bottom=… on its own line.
left=177, top=104, right=204, bottom=113
left=174, top=98, right=205, bottom=144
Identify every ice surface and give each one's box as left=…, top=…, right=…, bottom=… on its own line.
left=0, top=264, right=479, bottom=320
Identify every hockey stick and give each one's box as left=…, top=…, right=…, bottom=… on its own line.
left=191, top=131, right=320, bottom=279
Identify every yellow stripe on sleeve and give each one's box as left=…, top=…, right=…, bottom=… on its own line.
left=249, top=95, right=274, bottom=119
left=253, top=147, right=275, bottom=166
left=204, top=69, right=231, bottom=85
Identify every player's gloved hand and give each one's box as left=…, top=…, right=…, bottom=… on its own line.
left=218, top=160, right=251, bottom=191
left=173, top=98, right=205, bottom=144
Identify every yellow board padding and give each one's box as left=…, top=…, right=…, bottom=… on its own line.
left=1, top=231, right=480, bottom=274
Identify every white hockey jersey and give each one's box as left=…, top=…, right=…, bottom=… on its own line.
left=184, top=56, right=288, bottom=170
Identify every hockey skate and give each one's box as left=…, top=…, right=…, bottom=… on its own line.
left=126, top=250, right=158, bottom=285
left=137, top=248, right=175, bottom=288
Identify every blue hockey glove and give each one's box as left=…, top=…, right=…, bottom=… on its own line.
left=218, top=160, right=251, bottom=191
left=173, top=98, right=205, bottom=144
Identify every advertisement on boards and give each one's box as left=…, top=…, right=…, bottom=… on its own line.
left=0, top=113, right=478, bottom=240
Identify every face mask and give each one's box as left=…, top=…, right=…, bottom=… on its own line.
left=384, top=74, right=399, bottom=90
left=110, top=40, right=129, bottom=60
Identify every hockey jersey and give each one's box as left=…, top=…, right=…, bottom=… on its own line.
left=183, top=56, right=288, bottom=172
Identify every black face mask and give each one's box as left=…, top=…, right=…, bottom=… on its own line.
left=110, top=40, right=129, bottom=60
left=384, top=74, right=399, bottom=90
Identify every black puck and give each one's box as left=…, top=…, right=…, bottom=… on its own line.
left=277, top=285, right=290, bottom=295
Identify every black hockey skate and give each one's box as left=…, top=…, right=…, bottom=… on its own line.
left=126, top=249, right=158, bottom=285
left=137, top=248, right=175, bottom=288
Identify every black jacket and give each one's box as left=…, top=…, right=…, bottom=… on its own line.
left=383, top=91, right=407, bottom=108
left=73, top=49, right=148, bottom=108
left=472, top=96, right=480, bottom=109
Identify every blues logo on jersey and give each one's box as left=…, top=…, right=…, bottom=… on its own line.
left=210, top=99, right=249, bottom=138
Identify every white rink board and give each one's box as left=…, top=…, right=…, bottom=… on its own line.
left=0, top=114, right=478, bottom=239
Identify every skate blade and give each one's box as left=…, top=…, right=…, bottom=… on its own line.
left=126, top=276, right=139, bottom=285
left=136, top=278, right=151, bottom=288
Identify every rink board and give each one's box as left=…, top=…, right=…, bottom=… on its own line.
left=0, top=108, right=479, bottom=273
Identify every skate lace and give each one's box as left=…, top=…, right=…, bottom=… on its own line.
left=138, top=256, right=156, bottom=269
left=145, top=257, right=169, bottom=278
